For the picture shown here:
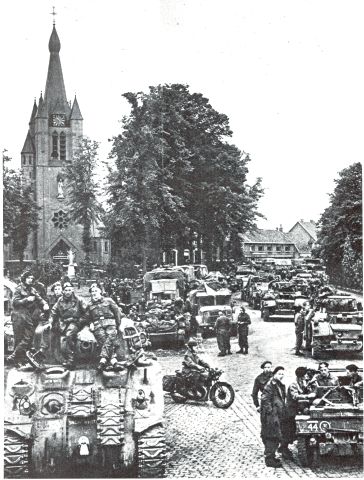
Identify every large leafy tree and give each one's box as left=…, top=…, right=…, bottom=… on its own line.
left=316, top=162, right=362, bottom=287
left=3, top=150, right=39, bottom=262
left=63, top=138, right=104, bottom=262
left=106, top=84, right=263, bottom=269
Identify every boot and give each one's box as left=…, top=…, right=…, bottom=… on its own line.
left=265, top=457, right=282, bottom=468
left=280, top=448, right=294, bottom=460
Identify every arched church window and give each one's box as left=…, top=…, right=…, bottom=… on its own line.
left=52, top=131, right=58, bottom=158
left=52, top=210, right=69, bottom=229
left=60, top=132, right=66, bottom=161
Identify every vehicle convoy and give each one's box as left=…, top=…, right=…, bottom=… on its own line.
left=143, top=268, right=185, bottom=304
left=244, top=276, right=270, bottom=309
left=261, top=282, right=307, bottom=322
left=4, top=320, right=166, bottom=479
left=141, top=304, right=186, bottom=349
left=304, top=295, right=363, bottom=359
left=235, top=265, right=255, bottom=292
left=295, top=368, right=363, bottom=467
left=163, top=367, right=235, bottom=409
left=188, top=283, right=235, bottom=336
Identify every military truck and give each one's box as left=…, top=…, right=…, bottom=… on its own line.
left=188, top=283, right=235, bottom=337
left=4, top=322, right=166, bottom=478
left=143, top=268, right=185, bottom=304
left=295, top=368, right=363, bottom=467
left=304, top=295, right=363, bottom=359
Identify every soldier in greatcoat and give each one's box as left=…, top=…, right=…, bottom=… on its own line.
left=214, top=310, right=232, bottom=356
left=236, top=306, right=251, bottom=354
left=260, top=366, right=286, bottom=468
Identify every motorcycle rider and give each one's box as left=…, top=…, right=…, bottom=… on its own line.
left=182, top=339, right=210, bottom=392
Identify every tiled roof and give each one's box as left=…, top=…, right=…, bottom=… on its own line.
left=239, top=229, right=295, bottom=244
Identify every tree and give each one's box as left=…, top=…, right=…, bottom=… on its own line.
left=106, top=84, right=263, bottom=269
left=316, top=162, right=362, bottom=288
left=2, top=150, right=39, bottom=262
left=63, top=138, right=104, bottom=262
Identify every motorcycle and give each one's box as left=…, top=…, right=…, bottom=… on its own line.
left=164, top=368, right=235, bottom=409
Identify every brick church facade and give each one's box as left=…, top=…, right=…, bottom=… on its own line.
left=11, top=24, right=110, bottom=266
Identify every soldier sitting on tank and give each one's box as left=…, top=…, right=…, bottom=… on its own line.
left=346, top=364, right=363, bottom=388
left=7, top=271, right=49, bottom=367
left=46, top=282, right=88, bottom=369
left=85, top=283, right=123, bottom=371
left=182, top=339, right=210, bottom=390
left=311, top=361, right=339, bottom=405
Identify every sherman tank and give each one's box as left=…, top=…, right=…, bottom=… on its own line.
left=304, top=295, right=363, bottom=358
left=4, top=320, right=166, bottom=478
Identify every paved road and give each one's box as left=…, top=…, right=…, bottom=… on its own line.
left=159, top=300, right=363, bottom=478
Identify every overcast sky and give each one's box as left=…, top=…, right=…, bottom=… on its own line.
left=1, top=0, right=363, bottom=231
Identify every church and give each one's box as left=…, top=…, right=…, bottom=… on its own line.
left=9, top=22, right=110, bottom=267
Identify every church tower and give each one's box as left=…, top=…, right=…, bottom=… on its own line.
left=21, top=23, right=84, bottom=263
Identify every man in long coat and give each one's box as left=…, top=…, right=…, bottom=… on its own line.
left=214, top=310, right=232, bottom=356
left=236, top=306, right=251, bottom=354
left=260, top=366, right=286, bottom=468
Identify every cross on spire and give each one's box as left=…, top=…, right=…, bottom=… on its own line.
left=50, top=6, right=57, bottom=26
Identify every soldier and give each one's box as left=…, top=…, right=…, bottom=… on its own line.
left=346, top=364, right=363, bottom=388
left=85, top=283, right=123, bottom=371
left=260, top=366, right=286, bottom=468
left=236, top=306, right=251, bottom=354
left=182, top=339, right=210, bottom=390
left=48, top=282, right=87, bottom=369
left=252, top=361, right=273, bottom=411
left=280, top=367, right=316, bottom=459
left=214, top=310, right=232, bottom=356
left=294, top=301, right=312, bottom=355
left=312, top=361, right=339, bottom=388
left=7, top=272, right=49, bottom=367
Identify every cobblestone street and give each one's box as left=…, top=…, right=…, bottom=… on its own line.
left=158, top=300, right=363, bottom=478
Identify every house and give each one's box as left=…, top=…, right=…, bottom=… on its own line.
left=239, top=229, right=300, bottom=264
left=287, top=220, right=317, bottom=256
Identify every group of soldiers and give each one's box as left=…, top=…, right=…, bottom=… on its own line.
left=7, top=271, right=128, bottom=371
left=252, top=360, right=362, bottom=467
left=214, top=306, right=251, bottom=356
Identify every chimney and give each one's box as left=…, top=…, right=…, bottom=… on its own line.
left=279, top=225, right=283, bottom=232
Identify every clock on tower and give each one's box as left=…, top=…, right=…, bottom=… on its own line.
left=52, top=114, right=66, bottom=127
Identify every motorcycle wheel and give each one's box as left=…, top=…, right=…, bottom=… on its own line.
left=170, top=381, right=187, bottom=404
left=209, top=382, right=235, bottom=409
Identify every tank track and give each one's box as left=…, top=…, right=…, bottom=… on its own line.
left=137, top=424, right=166, bottom=478
left=4, top=430, right=29, bottom=478
left=97, top=388, right=125, bottom=446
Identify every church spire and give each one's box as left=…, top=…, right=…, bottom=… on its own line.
left=44, top=25, right=70, bottom=115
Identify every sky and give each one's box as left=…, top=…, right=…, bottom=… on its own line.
left=1, top=0, right=363, bottom=231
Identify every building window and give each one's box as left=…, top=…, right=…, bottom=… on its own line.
left=29, top=172, right=32, bottom=179
left=104, top=241, right=108, bottom=253
left=258, top=245, right=264, bottom=252
left=29, top=157, right=32, bottom=165
left=250, top=245, right=255, bottom=252
left=52, top=210, right=69, bottom=230
left=52, top=131, right=58, bottom=158
left=93, top=241, right=97, bottom=252
left=285, top=245, right=291, bottom=252
left=60, top=132, right=66, bottom=161
left=276, top=246, right=281, bottom=252
left=267, top=245, right=272, bottom=252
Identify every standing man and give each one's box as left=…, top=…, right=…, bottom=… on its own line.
left=260, top=366, right=286, bottom=468
left=48, top=282, right=87, bottom=369
left=214, top=310, right=232, bottom=356
left=280, top=367, right=316, bottom=459
left=7, top=272, right=49, bottom=367
left=294, top=304, right=306, bottom=355
left=252, top=361, right=273, bottom=411
left=236, top=306, right=251, bottom=354
left=85, top=283, right=122, bottom=371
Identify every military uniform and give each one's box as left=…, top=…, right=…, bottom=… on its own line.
left=294, top=310, right=305, bottom=354
left=252, top=371, right=273, bottom=408
left=182, top=348, right=210, bottom=385
left=237, top=311, right=251, bottom=354
left=215, top=314, right=231, bottom=355
left=85, top=296, right=122, bottom=363
left=50, top=294, right=87, bottom=364
left=10, top=283, right=48, bottom=365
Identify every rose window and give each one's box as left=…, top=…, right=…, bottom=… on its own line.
left=52, top=210, right=69, bottom=229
